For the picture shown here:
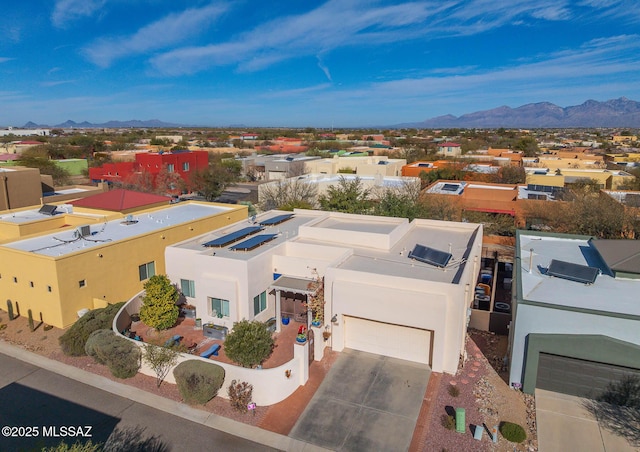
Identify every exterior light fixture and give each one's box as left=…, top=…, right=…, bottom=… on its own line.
left=331, top=314, right=338, bottom=323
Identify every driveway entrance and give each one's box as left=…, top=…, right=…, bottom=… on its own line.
left=536, top=389, right=639, bottom=452
left=290, top=349, right=430, bottom=451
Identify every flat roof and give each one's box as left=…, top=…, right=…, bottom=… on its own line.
left=3, top=203, right=232, bottom=257
left=310, top=216, right=400, bottom=234
left=518, top=233, right=640, bottom=316
left=174, top=211, right=320, bottom=260
left=334, top=222, right=477, bottom=284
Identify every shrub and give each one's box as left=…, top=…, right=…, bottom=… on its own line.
left=499, top=421, right=526, bottom=443
left=143, top=344, right=179, bottom=388
left=139, top=275, right=179, bottom=331
left=42, top=440, right=102, bottom=452
left=59, top=302, right=125, bottom=356
left=447, top=385, right=460, bottom=397
left=597, top=375, right=640, bottom=409
left=173, top=360, right=225, bottom=404
left=84, top=329, right=141, bottom=378
left=440, top=414, right=455, bottom=430
left=224, top=319, right=274, bottom=368
left=228, top=379, right=253, bottom=413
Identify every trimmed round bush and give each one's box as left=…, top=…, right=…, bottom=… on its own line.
left=499, top=421, right=526, bottom=443
left=224, top=319, right=274, bottom=368
left=84, top=329, right=141, bottom=379
left=85, top=329, right=115, bottom=364
left=59, top=302, right=124, bottom=356
left=173, top=360, right=225, bottom=405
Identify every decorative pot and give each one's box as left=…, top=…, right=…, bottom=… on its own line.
left=282, top=316, right=290, bottom=325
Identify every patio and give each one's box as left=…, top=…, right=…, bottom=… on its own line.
left=126, top=316, right=305, bottom=369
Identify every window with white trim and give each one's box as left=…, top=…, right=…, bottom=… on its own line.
left=180, top=279, right=195, bottom=298
left=209, top=297, right=230, bottom=318
left=138, top=261, right=156, bottom=281
left=253, top=291, right=267, bottom=316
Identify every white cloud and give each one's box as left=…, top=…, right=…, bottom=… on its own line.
left=0, top=57, right=13, bottom=64
left=41, top=80, right=76, bottom=87
left=83, top=3, right=229, bottom=67
left=316, top=55, right=333, bottom=82
left=335, top=34, right=640, bottom=105
left=51, top=0, right=107, bottom=28
left=149, top=0, right=611, bottom=76
left=150, top=0, right=440, bottom=75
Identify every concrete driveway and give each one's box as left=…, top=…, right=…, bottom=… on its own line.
left=536, top=389, right=639, bottom=452
left=290, top=349, right=430, bottom=451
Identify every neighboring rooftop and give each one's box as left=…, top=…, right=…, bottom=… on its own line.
left=517, top=232, right=640, bottom=316
left=70, top=189, right=171, bottom=212
left=3, top=203, right=233, bottom=257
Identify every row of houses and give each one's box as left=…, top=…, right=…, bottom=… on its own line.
left=0, top=186, right=639, bottom=404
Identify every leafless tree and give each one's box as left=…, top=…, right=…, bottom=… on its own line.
left=258, top=178, right=318, bottom=211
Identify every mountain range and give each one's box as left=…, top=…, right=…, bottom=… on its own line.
left=20, top=98, right=640, bottom=129
left=397, top=97, right=640, bottom=128
left=22, top=119, right=184, bottom=129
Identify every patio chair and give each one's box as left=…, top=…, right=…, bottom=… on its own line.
left=164, top=334, right=182, bottom=347
left=200, top=344, right=221, bottom=358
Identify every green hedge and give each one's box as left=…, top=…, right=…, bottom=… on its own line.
left=84, top=329, right=141, bottom=379
left=173, top=360, right=225, bottom=405
left=499, top=421, right=526, bottom=443
left=59, top=303, right=124, bottom=356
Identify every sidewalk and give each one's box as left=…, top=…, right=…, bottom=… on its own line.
left=0, top=340, right=330, bottom=452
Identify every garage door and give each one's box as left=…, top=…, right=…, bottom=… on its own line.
left=537, top=353, right=640, bottom=398
left=344, top=316, right=432, bottom=366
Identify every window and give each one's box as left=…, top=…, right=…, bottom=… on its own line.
left=180, top=279, right=196, bottom=298
left=167, top=163, right=175, bottom=173
left=253, top=291, right=267, bottom=316
left=138, top=261, right=156, bottom=281
left=47, top=286, right=52, bottom=292
left=13, top=277, right=17, bottom=283
left=209, top=297, right=230, bottom=317
left=30, top=281, right=34, bottom=288
left=79, top=280, right=86, bottom=288
left=182, top=162, right=189, bottom=171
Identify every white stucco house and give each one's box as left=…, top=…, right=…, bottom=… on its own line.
left=164, top=209, right=483, bottom=374
left=509, top=231, right=640, bottom=396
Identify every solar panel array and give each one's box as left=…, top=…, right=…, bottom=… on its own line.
left=202, top=226, right=262, bottom=247
left=408, top=244, right=452, bottom=267
left=259, top=214, right=294, bottom=226
left=546, top=259, right=599, bottom=284
left=442, top=183, right=460, bottom=192
left=230, top=234, right=278, bottom=251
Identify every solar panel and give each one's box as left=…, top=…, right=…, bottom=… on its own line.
left=408, top=244, right=452, bottom=267
left=441, top=183, right=460, bottom=192
left=202, top=226, right=262, bottom=247
left=230, top=234, right=277, bottom=251
left=38, top=204, right=58, bottom=216
left=546, top=259, right=599, bottom=284
left=259, top=214, right=293, bottom=226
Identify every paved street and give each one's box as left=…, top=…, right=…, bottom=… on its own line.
left=0, top=353, right=276, bottom=451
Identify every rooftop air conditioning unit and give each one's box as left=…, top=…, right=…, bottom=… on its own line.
left=78, top=225, right=91, bottom=237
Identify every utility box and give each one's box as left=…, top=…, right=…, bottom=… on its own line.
left=455, top=408, right=466, bottom=433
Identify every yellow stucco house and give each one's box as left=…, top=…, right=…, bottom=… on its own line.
left=0, top=190, right=247, bottom=328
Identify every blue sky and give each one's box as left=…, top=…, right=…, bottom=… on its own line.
left=1, top=0, right=640, bottom=127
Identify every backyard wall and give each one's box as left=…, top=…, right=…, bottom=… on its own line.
left=114, top=294, right=309, bottom=406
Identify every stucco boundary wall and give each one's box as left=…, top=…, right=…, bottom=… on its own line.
left=113, top=292, right=309, bottom=406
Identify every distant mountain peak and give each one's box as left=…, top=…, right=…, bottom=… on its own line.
left=21, top=119, right=186, bottom=129
left=397, top=97, right=640, bottom=128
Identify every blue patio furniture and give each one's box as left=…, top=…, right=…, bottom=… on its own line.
left=164, top=334, right=182, bottom=347
left=200, top=344, right=221, bottom=358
